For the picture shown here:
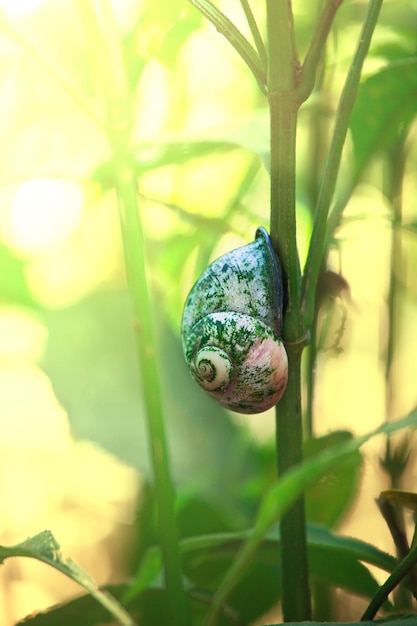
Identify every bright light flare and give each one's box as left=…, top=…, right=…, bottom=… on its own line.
left=10, top=178, right=84, bottom=254
left=0, top=0, right=44, bottom=17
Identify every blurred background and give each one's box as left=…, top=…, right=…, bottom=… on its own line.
left=0, top=0, right=416, bottom=623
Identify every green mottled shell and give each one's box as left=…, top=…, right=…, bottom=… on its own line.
left=182, top=227, right=283, bottom=340
left=181, top=228, right=287, bottom=414
left=186, top=312, right=287, bottom=413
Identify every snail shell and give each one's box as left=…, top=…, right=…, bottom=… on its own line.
left=181, top=227, right=288, bottom=414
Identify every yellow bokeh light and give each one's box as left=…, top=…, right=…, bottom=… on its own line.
left=0, top=0, right=44, bottom=17
left=0, top=307, right=47, bottom=361
left=9, top=178, right=84, bottom=254
left=0, top=364, right=69, bottom=448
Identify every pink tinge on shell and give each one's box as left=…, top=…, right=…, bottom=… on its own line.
left=208, top=335, right=288, bottom=414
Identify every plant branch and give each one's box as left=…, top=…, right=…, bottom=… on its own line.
left=301, top=0, right=384, bottom=330
left=239, top=0, right=267, bottom=72
left=79, top=2, right=190, bottom=624
left=361, top=542, right=417, bottom=621
left=296, top=0, right=344, bottom=103
left=187, top=0, right=266, bottom=92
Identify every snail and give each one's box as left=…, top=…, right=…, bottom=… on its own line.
left=181, top=227, right=288, bottom=414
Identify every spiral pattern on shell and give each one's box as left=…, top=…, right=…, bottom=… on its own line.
left=187, top=311, right=287, bottom=413
left=181, top=227, right=288, bottom=414
left=193, top=346, right=232, bottom=391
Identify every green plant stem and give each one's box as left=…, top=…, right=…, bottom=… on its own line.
left=266, top=0, right=298, bottom=92
left=266, top=1, right=311, bottom=621
left=301, top=0, right=384, bottom=330
left=239, top=0, right=267, bottom=71
left=187, top=0, right=266, bottom=91
left=361, top=542, right=417, bottom=621
left=383, top=136, right=410, bottom=609
left=385, top=134, right=407, bottom=419
left=296, top=0, right=343, bottom=104
left=266, top=0, right=301, bottom=329
left=300, top=0, right=348, bottom=435
left=276, top=347, right=311, bottom=620
left=79, top=3, right=190, bottom=624
left=269, top=92, right=301, bottom=314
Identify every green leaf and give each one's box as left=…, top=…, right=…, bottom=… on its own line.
left=15, top=584, right=166, bottom=626
left=0, top=531, right=136, bottom=626
left=16, top=582, right=244, bottom=626
left=177, top=496, right=239, bottom=539
left=265, top=615, right=417, bottom=626
left=256, top=414, right=417, bottom=545
left=181, top=523, right=395, bottom=596
left=350, top=58, right=417, bottom=176
left=305, top=524, right=396, bottom=573
left=18, top=525, right=398, bottom=626
left=204, top=411, right=417, bottom=622
left=304, top=431, right=363, bottom=527
left=127, top=523, right=396, bottom=621
left=235, top=432, right=363, bottom=529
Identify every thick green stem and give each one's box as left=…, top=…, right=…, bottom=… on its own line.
left=267, top=0, right=310, bottom=621
left=269, top=93, right=310, bottom=622
left=266, top=0, right=298, bottom=92
left=79, top=3, right=190, bottom=624
left=269, top=93, right=301, bottom=317
left=276, top=346, right=311, bottom=620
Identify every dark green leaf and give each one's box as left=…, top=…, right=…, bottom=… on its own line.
left=203, top=413, right=417, bottom=621
left=350, top=58, right=417, bottom=177
left=16, top=583, right=238, bottom=626
left=304, top=431, right=363, bottom=527
left=264, top=618, right=417, bottom=626
left=180, top=524, right=395, bottom=605
left=16, top=585, right=165, bottom=626
left=128, top=524, right=396, bottom=619
left=177, top=497, right=239, bottom=539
